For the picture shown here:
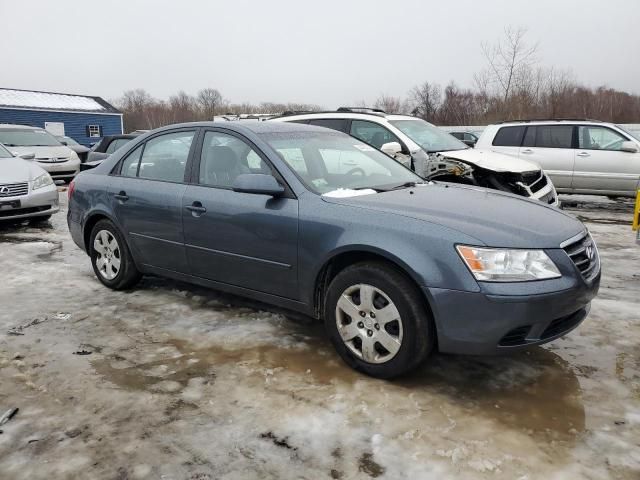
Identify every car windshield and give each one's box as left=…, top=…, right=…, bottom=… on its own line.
left=0, top=129, right=62, bottom=147
left=0, top=143, right=13, bottom=158
left=260, top=130, right=423, bottom=195
left=389, top=119, right=468, bottom=153
left=615, top=125, right=640, bottom=142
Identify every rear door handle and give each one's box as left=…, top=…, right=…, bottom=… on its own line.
left=521, top=149, right=534, bottom=154
left=577, top=151, right=590, bottom=157
left=185, top=201, right=206, bottom=216
left=114, top=191, right=129, bottom=201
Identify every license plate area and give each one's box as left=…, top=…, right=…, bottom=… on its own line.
left=0, top=200, right=21, bottom=210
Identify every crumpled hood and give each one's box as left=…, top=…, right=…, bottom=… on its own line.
left=322, top=183, right=584, bottom=248
left=9, top=145, right=76, bottom=160
left=437, top=148, right=541, bottom=173
left=0, top=157, right=46, bottom=183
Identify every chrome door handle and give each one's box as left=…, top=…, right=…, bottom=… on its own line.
left=577, top=152, right=590, bottom=157
left=521, top=149, right=534, bottom=154
left=185, top=202, right=206, bottom=216
left=114, top=191, right=129, bottom=201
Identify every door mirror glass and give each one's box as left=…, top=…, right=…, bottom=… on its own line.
left=232, top=173, right=284, bottom=196
left=621, top=141, right=639, bottom=153
left=380, top=141, right=402, bottom=157
left=17, top=152, right=35, bottom=160
left=461, top=139, right=476, bottom=148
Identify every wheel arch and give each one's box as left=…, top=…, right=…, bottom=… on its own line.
left=82, top=209, right=121, bottom=254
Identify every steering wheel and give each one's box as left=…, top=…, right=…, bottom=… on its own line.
left=346, top=167, right=365, bottom=176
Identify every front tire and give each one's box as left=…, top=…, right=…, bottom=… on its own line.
left=324, top=261, right=435, bottom=379
left=89, top=219, right=141, bottom=290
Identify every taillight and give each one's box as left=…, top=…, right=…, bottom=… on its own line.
left=68, top=180, right=76, bottom=201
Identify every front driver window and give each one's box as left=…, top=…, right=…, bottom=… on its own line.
left=138, top=131, right=194, bottom=183
left=350, top=120, right=400, bottom=149
left=578, top=126, right=628, bottom=151
left=199, top=131, right=269, bottom=188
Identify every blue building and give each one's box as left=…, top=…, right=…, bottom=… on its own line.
left=0, top=88, right=123, bottom=146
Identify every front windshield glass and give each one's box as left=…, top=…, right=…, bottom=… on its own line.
left=0, top=143, right=13, bottom=158
left=259, top=131, right=423, bottom=194
left=615, top=125, right=640, bottom=142
left=59, top=136, right=80, bottom=146
left=0, top=129, right=62, bottom=147
left=389, top=119, right=467, bottom=153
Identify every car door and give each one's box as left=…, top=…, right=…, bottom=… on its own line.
left=572, top=125, right=640, bottom=194
left=518, top=125, right=575, bottom=190
left=110, top=129, right=197, bottom=273
left=182, top=129, right=299, bottom=299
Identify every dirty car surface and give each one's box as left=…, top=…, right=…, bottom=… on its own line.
left=67, top=121, right=598, bottom=379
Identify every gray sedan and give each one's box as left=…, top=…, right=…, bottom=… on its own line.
left=67, top=122, right=600, bottom=378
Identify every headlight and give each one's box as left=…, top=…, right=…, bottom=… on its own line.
left=456, top=245, right=561, bottom=282
left=32, top=173, right=54, bottom=190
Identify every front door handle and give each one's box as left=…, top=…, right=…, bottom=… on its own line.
left=114, top=191, right=129, bottom=201
left=521, top=149, right=534, bottom=154
left=577, top=151, right=590, bottom=157
left=185, top=201, right=206, bottom=216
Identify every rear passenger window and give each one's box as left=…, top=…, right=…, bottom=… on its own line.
left=526, top=125, right=573, bottom=149
left=308, top=119, right=348, bottom=132
left=138, top=131, right=195, bottom=183
left=492, top=126, right=525, bottom=147
left=120, top=145, right=143, bottom=177
left=350, top=120, right=400, bottom=149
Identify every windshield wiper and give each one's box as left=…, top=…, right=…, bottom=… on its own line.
left=376, top=181, right=424, bottom=192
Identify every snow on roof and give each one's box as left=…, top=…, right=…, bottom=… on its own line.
left=0, top=88, right=120, bottom=114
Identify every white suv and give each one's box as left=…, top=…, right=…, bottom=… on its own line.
left=476, top=120, right=640, bottom=197
left=271, top=108, right=558, bottom=206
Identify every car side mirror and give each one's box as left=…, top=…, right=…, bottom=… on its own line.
left=621, top=141, right=639, bottom=153
left=17, top=152, right=35, bottom=160
left=232, top=173, right=285, bottom=196
left=60, top=141, right=68, bottom=146
left=381, top=141, right=403, bottom=157
left=462, top=139, right=476, bottom=148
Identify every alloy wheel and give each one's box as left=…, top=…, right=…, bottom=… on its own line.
left=93, top=230, right=121, bottom=280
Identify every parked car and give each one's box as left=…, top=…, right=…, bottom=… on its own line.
left=449, top=131, right=479, bottom=148
left=0, top=125, right=80, bottom=182
left=56, top=135, right=91, bottom=162
left=0, top=142, right=59, bottom=222
left=270, top=108, right=559, bottom=206
left=68, top=122, right=600, bottom=378
left=476, top=119, right=640, bottom=197
left=86, top=134, right=140, bottom=164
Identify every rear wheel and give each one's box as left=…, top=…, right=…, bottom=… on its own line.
left=90, top=219, right=141, bottom=290
left=324, top=261, right=435, bottom=379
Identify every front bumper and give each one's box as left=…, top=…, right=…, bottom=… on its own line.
left=37, top=158, right=81, bottom=180
left=424, top=267, right=600, bottom=355
left=0, top=185, right=59, bottom=221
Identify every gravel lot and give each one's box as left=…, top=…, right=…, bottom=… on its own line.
left=0, top=192, right=639, bottom=480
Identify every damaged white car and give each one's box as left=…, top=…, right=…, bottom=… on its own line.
left=271, top=109, right=558, bottom=205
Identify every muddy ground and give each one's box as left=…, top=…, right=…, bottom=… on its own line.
left=0, top=193, right=638, bottom=480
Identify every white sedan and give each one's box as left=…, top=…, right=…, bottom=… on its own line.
left=0, top=143, right=59, bottom=223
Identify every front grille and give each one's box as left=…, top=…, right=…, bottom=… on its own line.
left=563, top=233, right=599, bottom=280
left=499, top=325, right=532, bottom=346
left=0, top=182, right=29, bottom=197
left=0, top=205, right=50, bottom=218
left=520, top=172, right=548, bottom=193
left=541, top=309, right=585, bottom=339
left=36, top=157, right=69, bottom=163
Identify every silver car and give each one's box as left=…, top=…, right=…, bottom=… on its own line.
left=477, top=120, right=640, bottom=197
left=0, top=143, right=59, bottom=222
left=0, top=124, right=81, bottom=182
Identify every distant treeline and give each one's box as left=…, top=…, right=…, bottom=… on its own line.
left=114, top=27, right=640, bottom=131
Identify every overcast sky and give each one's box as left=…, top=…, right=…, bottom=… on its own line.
left=2, top=0, right=639, bottom=106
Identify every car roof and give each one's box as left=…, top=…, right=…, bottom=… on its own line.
left=490, top=119, right=608, bottom=126
left=146, top=120, right=340, bottom=136
left=270, top=112, right=420, bottom=123
left=0, top=124, right=44, bottom=130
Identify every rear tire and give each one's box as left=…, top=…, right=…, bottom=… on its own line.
left=324, top=261, right=435, bottom=379
left=89, top=219, right=141, bottom=290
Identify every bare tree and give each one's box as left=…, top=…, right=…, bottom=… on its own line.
left=374, top=94, right=408, bottom=114
left=197, top=88, right=224, bottom=120
left=410, top=81, right=442, bottom=120
left=168, top=91, right=197, bottom=123
left=480, top=26, right=538, bottom=103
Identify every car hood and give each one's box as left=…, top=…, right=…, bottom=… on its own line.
left=9, top=145, right=76, bottom=160
left=0, top=157, right=46, bottom=183
left=67, top=144, right=90, bottom=154
left=322, top=183, right=584, bottom=248
left=437, top=148, right=541, bottom=173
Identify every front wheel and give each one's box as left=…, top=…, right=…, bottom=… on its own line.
left=90, top=219, right=141, bottom=290
left=324, top=261, right=435, bottom=379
